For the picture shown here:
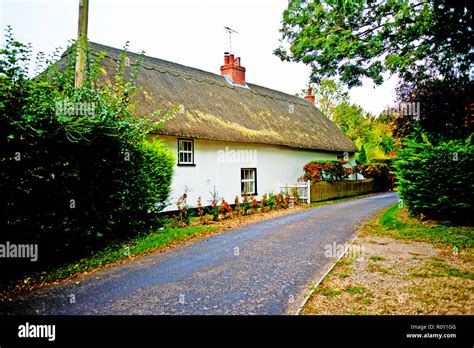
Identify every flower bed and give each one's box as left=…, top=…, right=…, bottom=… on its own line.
left=171, top=191, right=299, bottom=227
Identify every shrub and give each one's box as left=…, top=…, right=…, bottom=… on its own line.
left=0, top=30, right=175, bottom=280
left=356, top=159, right=394, bottom=191
left=357, top=144, right=368, bottom=164
left=394, top=133, right=474, bottom=223
left=234, top=195, right=243, bottom=216
left=259, top=194, right=268, bottom=211
left=275, top=192, right=284, bottom=208
left=303, top=160, right=353, bottom=182
left=249, top=194, right=259, bottom=210
left=282, top=194, right=290, bottom=209
left=208, top=187, right=221, bottom=221
left=218, top=199, right=233, bottom=218
left=241, top=192, right=251, bottom=215
left=266, top=193, right=276, bottom=210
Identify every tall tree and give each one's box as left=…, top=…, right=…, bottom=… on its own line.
left=275, top=0, right=473, bottom=87
left=393, top=76, right=473, bottom=140
left=313, top=78, right=349, bottom=120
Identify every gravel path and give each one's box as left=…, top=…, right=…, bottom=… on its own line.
left=1, top=192, right=398, bottom=315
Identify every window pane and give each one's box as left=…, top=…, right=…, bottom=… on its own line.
left=243, top=182, right=249, bottom=193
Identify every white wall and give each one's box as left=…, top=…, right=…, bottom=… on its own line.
left=157, top=135, right=355, bottom=211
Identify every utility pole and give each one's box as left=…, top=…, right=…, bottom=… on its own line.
left=74, top=0, right=89, bottom=88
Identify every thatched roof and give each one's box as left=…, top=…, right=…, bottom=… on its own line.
left=76, top=42, right=358, bottom=153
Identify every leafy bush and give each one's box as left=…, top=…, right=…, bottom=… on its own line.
left=0, top=29, right=175, bottom=279
left=218, top=199, right=233, bottom=218
left=394, top=133, right=474, bottom=223
left=241, top=192, right=251, bottom=215
left=356, top=159, right=394, bottom=191
left=303, top=160, right=354, bottom=182
left=266, top=193, right=276, bottom=210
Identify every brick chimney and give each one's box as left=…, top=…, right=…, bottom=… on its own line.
left=304, top=87, right=315, bottom=105
left=220, top=52, right=246, bottom=85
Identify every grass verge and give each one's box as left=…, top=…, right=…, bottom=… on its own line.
left=375, top=204, right=473, bottom=249
left=301, top=204, right=473, bottom=315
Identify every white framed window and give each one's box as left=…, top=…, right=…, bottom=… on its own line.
left=178, top=139, right=194, bottom=165
left=241, top=168, right=257, bottom=195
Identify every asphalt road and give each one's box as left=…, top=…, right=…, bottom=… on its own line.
left=1, top=192, right=398, bottom=315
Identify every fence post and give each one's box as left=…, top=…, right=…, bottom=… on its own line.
left=307, top=180, right=311, bottom=204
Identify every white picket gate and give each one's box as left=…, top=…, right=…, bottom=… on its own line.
left=278, top=180, right=310, bottom=204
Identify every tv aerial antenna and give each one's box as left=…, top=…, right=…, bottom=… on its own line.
left=224, top=26, right=238, bottom=53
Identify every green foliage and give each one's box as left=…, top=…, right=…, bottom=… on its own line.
left=208, top=187, right=220, bottom=221
left=275, top=1, right=473, bottom=87
left=357, top=144, right=368, bottom=165
left=303, top=160, right=354, bottom=182
left=394, top=77, right=473, bottom=140
left=312, top=79, right=399, bottom=160
left=266, top=193, right=276, bottom=209
left=356, top=159, right=394, bottom=191
left=0, top=28, right=175, bottom=280
left=241, top=192, right=251, bottom=215
left=311, top=78, right=349, bottom=120
left=379, top=205, right=473, bottom=248
left=379, top=204, right=408, bottom=230
left=394, top=134, right=474, bottom=223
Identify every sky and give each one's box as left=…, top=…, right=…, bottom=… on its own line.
left=0, top=0, right=398, bottom=115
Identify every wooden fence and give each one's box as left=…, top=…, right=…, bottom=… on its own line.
left=309, top=179, right=382, bottom=202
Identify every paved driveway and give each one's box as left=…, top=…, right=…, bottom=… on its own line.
left=1, top=192, right=398, bottom=315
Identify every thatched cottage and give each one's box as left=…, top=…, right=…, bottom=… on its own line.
left=79, top=43, right=358, bottom=209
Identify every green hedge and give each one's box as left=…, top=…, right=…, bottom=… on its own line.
left=394, top=134, right=473, bottom=223
left=0, top=30, right=174, bottom=280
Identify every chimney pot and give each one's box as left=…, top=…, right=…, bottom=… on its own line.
left=304, top=87, right=315, bottom=105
